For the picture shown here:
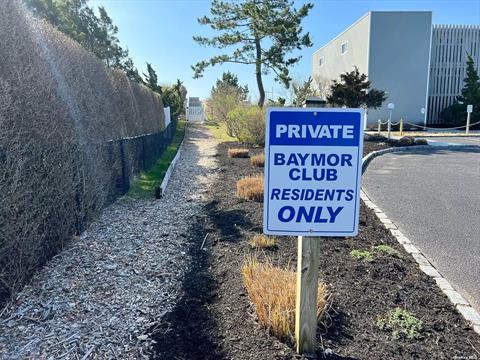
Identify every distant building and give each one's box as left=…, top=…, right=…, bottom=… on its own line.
left=312, top=11, right=480, bottom=126
left=186, top=97, right=205, bottom=122
left=428, top=25, right=480, bottom=124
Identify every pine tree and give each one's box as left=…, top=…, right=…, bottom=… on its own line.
left=212, top=72, right=249, bottom=101
left=192, top=0, right=313, bottom=107
left=143, top=63, right=162, bottom=93
left=327, top=67, right=386, bottom=109
left=442, top=54, right=480, bottom=124
left=292, top=77, right=319, bottom=107
left=457, top=55, right=480, bottom=108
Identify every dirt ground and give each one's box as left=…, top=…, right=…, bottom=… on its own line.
left=152, top=141, right=480, bottom=360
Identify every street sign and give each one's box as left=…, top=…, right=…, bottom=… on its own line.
left=263, top=107, right=364, bottom=236
left=467, top=104, right=473, bottom=113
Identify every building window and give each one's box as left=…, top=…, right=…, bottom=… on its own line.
left=319, top=57, right=324, bottom=67
left=341, top=41, right=348, bottom=55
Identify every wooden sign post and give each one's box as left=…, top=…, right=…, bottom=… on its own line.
left=295, top=236, right=320, bottom=356
left=263, top=107, right=364, bottom=358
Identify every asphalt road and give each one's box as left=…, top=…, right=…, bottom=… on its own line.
left=363, top=147, right=480, bottom=311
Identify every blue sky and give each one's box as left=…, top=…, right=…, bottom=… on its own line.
left=91, top=0, right=480, bottom=101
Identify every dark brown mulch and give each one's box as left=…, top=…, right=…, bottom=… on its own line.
left=152, top=141, right=479, bottom=360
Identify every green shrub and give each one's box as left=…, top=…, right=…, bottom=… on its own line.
left=414, top=138, right=428, bottom=145
left=377, top=308, right=424, bottom=340
left=350, top=249, right=374, bottom=262
left=227, top=105, right=265, bottom=145
left=373, top=245, right=401, bottom=257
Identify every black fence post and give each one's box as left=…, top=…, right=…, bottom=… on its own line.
left=119, top=139, right=129, bottom=194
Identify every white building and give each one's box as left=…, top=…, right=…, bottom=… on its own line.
left=428, top=25, right=480, bottom=124
left=312, top=11, right=480, bottom=126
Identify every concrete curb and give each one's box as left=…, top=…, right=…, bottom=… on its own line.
left=361, top=147, right=480, bottom=335
left=158, top=123, right=187, bottom=197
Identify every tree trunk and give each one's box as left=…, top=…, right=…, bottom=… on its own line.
left=255, top=36, right=265, bottom=107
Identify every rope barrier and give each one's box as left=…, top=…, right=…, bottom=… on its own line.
left=402, top=120, right=480, bottom=131
left=378, top=119, right=480, bottom=132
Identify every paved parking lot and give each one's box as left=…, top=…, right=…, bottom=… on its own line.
left=363, top=147, right=480, bottom=311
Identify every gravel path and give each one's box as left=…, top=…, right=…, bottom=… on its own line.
left=0, top=123, right=219, bottom=359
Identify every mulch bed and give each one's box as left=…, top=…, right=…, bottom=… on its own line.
left=152, top=141, right=480, bottom=360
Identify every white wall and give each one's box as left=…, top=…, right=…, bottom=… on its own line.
left=312, top=11, right=433, bottom=126
left=312, top=12, right=371, bottom=88
left=368, top=11, right=432, bottom=125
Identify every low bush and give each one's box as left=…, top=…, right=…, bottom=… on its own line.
left=248, top=234, right=275, bottom=249
left=227, top=105, right=265, bottom=145
left=399, top=136, right=415, bottom=146
left=373, top=245, right=401, bottom=258
left=350, top=249, right=374, bottom=262
left=237, top=176, right=264, bottom=202
left=414, top=138, right=428, bottom=145
left=228, top=148, right=250, bottom=158
left=250, top=153, right=265, bottom=167
left=365, top=133, right=388, bottom=142
left=242, top=256, right=329, bottom=342
left=377, top=308, right=424, bottom=340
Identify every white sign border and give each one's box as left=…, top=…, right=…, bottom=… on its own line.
left=263, top=107, right=365, bottom=237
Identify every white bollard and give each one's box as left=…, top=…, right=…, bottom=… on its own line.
left=466, top=105, right=473, bottom=135
left=378, top=119, right=381, bottom=134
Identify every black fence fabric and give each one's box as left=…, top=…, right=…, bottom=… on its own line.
left=112, top=119, right=175, bottom=196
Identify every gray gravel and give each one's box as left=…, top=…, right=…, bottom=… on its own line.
left=363, top=147, right=480, bottom=311
left=0, top=123, right=219, bottom=359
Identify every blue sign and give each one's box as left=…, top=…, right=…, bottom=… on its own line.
left=263, top=108, right=364, bottom=236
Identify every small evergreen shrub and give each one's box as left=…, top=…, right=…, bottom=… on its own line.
left=377, top=308, right=424, bottom=340
left=350, top=249, right=374, bottom=262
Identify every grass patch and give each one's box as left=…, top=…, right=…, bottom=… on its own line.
left=236, top=175, right=264, bottom=202
left=373, top=244, right=401, bottom=257
left=248, top=234, right=276, bottom=249
left=128, top=118, right=187, bottom=198
left=242, top=255, right=329, bottom=342
left=228, top=148, right=250, bottom=158
left=250, top=153, right=265, bottom=167
left=350, top=249, right=374, bottom=262
left=377, top=308, right=424, bottom=340
left=205, top=120, right=236, bottom=141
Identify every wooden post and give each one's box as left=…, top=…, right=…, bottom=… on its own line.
left=399, top=118, right=404, bottom=136
left=295, top=236, right=320, bottom=358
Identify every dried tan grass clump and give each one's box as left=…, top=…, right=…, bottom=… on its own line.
left=248, top=234, right=275, bottom=249
left=250, top=153, right=265, bottom=167
left=228, top=148, right=250, bottom=158
left=236, top=176, right=264, bottom=201
left=242, top=256, right=329, bottom=342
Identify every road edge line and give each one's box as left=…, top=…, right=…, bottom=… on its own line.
left=361, top=146, right=480, bottom=335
